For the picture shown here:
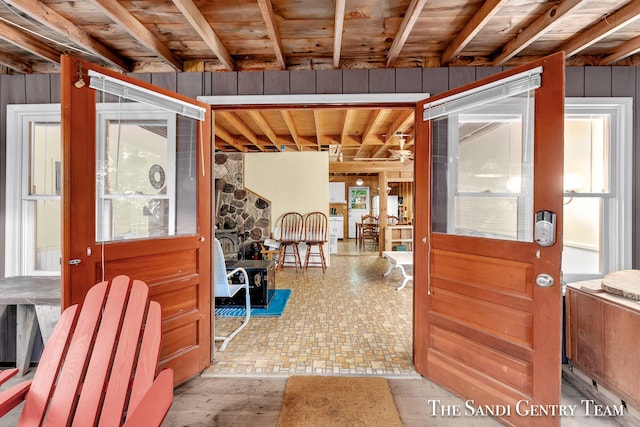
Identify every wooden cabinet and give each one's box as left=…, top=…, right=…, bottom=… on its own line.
left=383, top=225, right=413, bottom=251
left=565, top=281, right=640, bottom=409
left=329, top=182, right=346, bottom=203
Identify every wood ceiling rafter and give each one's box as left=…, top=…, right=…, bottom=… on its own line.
left=313, top=110, right=322, bottom=149
left=333, top=0, right=346, bottom=68
left=386, top=0, right=428, bottom=67
left=281, top=110, right=303, bottom=151
left=89, top=0, right=183, bottom=71
left=257, top=0, right=286, bottom=69
left=0, top=20, right=60, bottom=64
left=329, top=161, right=412, bottom=174
left=441, top=0, right=508, bottom=65
left=601, top=35, right=640, bottom=65
left=492, top=0, right=584, bottom=66
left=354, top=109, right=387, bottom=159
left=4, top=0, right=130, bottom=71
left=0, top=51, right=31, bottom=74
left=341, top=109, right=356, bottom=147
left=171, top=0, right=234, bottom=71
left=218, top=111, right=267, bottom=152
left=215, top=125, right=248, bottom=152
left=247, top=110, right=282, bottom=151
left=561, top=0, right=640, bottom=58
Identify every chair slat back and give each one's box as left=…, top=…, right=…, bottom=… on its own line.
left=214, top=238, right=233, bottom=298
left=304, top=212, right=328, bottom=242
left=279, top=212, right=304, bottom=241
left=18, top=276, right=161, bottom=427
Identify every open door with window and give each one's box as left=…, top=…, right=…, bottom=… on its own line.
left=61, top=56, right=212, bottom=385
left=413, top=53, right=564, bottom=426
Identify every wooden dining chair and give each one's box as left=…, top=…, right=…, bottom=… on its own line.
left=360, top=214, right=379, bottom=249
left=276, top=212, right=304, bottom=271
left=303, top=212, right=328, bottom=272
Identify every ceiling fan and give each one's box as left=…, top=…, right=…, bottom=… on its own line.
left=354, top=132, right=413, bottom=163
left=387, top=133, right=413, bottom=163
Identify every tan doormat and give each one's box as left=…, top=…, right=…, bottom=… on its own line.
left=277, top=375, right=403, bottom=427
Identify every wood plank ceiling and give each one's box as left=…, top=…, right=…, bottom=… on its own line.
left=2, top=0, right=639, bottom=172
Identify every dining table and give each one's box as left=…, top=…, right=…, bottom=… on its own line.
left=0, top=276, right=61, bottom=375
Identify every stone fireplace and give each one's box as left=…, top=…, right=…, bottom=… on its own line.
left=214, top=153, right=271, bottom=258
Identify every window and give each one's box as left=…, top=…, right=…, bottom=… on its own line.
left=5, top=103, right=180, bottom=276
left=562, top=98, right=632, bottom=282
left=94, top=103, right=177, bottom=242
left=5, top=105, right=62, bottom=276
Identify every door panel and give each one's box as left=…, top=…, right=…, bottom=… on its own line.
left=61, top=56, right=212, bottom=386
left=414, top=53, right=564, bottom=426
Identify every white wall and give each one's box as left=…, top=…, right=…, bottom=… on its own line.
left=245, top=151, right=329, bottom=224
left=245, top=151, right=330, bottom=266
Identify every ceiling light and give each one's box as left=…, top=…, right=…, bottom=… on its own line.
left=356, top=178, right=364, bottom=186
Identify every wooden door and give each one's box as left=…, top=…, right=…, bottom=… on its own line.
left=413, top=53, right=564, bottom=426
left=60, top=56, right=212, bottom=385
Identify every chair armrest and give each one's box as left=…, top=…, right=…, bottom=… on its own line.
left=0, top=380, right=32, bottom=418
left=226, top=267, right=251, bottom=292
left=0, top=369, right=18, bottom=386
left=123, top=369, right=173, bottom=427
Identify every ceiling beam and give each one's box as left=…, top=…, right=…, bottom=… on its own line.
left=354, top=110, right=387, bottom=159
left=0, top=20, right=60, bottom=64
left=560, top=0, right=640, bottom=58
left=329, top=161, right=413, bottom=174
left=219, top=111, right=266, bottom=152
left=341, top=109, right=355, bottom=147
left=441, top=0, right=508, bottom=64
left=386, top=0, right=428, bottom=67
left=0, top=51, right=32, bottom=73
left=215, top=125, right=248, bottom=152
left=89, top=0, right=183, bottom=71
left=600, top=35, right=640, bottom=65
left=257, top=0, right=286, bottom=69
left=247, top=110, right=282, bottom=150
left=313, top=110, right=322, bottom=150
left=4, top=0, right=130, bottom=71
left=281, top=111, right=302, bottom=151
left=492, top=0, right=584, bottom=66
left=333, top=0, right=346, bottom=67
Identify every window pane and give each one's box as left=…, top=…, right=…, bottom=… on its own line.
left=432, top=93, right=534, bottom=242
left=34, top=199, right=61, bottom=272
left=564, top=115, right=609, bottom=193
left=29, top=123, right=61, bottom=196
left=105, top=120, right=168, bottom=196
left=95, top=99, right=197, bottom=242
left=562, top=197, right=602, bottom=275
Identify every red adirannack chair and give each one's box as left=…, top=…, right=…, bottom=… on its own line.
left=0, top=275, right=173, bottom=426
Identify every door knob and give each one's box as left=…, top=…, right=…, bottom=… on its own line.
left=535, top=274, right=554, bottom=288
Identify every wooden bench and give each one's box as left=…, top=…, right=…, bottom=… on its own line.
left=0, top=276, right=61, bottom=376
left=382, top=251, right=413, bottom=290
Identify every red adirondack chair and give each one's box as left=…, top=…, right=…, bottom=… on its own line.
left=0, top=275, right=173, bottom=426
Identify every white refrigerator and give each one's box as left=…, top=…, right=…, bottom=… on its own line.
left=372, top=195, right=399, bottom=219
left=347, top=186, right=370, bottom=238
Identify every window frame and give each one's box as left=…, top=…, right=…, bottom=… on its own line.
left=562, top=97, right=633, bottom=283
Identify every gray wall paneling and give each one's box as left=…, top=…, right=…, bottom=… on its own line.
left=211, top=72, right=238, bottom=96
left=290, top=70, right=316, bottom=94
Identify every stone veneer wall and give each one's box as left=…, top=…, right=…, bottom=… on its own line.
left=214, top=153, right=271, bottom=254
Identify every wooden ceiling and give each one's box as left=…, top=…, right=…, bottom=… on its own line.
left=2, top=0, right=640, bottom=74
left=3, top=0, right=639, bottom=173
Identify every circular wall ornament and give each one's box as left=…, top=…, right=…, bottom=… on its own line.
left=148, top=164, right=165, bottom=189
